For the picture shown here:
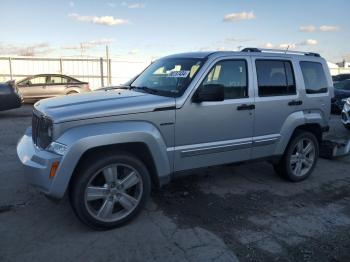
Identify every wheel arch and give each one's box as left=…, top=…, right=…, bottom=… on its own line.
left=70, top=142, right=161, bottom=191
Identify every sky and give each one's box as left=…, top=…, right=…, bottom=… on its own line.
left=0, top=0, right=349, bottom=62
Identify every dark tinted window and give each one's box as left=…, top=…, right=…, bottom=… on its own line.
left=256, top=60, right=296, bottom=96
left=300, top=61, right=328, bottom=94
left=201, top=60, right=248, bottom=99
left=334, top=79, right=350, bottom=90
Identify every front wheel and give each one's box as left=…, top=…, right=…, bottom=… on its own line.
left=274, top=131, right=319, bottom=182
left=344, top=123, right=350, bottom=131
left=69, top=152, right=151, bottom=230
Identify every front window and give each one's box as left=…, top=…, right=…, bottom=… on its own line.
left=130, top=58, right=205, bottom=97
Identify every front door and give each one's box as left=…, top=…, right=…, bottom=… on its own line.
left=174, top=57, right=255, bottom=171
left=18, top=75, right=48, bottom=99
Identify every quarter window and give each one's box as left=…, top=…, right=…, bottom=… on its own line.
left=256, top=60, right=296, bottom=96
left=300, top=61, right=328, bottom=94
left=201, top=60, right=248, bottom=99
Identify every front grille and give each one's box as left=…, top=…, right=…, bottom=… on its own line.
left=32, top=111, right=52, bottom=149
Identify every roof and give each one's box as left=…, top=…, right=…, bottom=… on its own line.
left=162, top=48, right=323, bottom=60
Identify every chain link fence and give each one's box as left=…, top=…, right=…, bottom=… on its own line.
left=0, top=56, right=151, bottom=90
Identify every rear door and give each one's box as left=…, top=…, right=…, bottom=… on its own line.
left=46, top=75, right=67, bottom=97
left=251, top=57, right=301, bottom=159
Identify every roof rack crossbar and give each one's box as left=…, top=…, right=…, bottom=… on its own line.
left=241, top=47, right=320, bottom=57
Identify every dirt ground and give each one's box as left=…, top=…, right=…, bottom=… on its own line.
left=0, top=104, right=350, bottom=262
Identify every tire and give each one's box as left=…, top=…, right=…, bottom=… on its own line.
left=344, top=124, right=350, bottom=131
left=273, top=131, right=319, bottom=182
left=69, top=151, right=151, bottom=230
left=67, top=91, right=78, bottom=95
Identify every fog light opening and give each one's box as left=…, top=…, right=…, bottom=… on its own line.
left=50, top=161, right=60, bottom=179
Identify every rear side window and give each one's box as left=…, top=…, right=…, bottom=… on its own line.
left=300, top=61, right=328, bottom=94
left=256, top=60, right=296, bottom=96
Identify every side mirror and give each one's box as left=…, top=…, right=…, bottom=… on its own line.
left=193, top=84, right=224, bottom=102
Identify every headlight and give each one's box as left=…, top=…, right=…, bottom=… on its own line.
left=47, top=142, right=68, bottom=155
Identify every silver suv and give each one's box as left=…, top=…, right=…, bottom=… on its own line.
left=17, top=48, right=333, bottom=229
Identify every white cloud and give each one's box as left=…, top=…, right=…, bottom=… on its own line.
left=278, top=43, right=297, bottom=49
left=223, top=11, right=255, bottom=22
left=299, top=25, right=316, bottom=32
left=225, top=37, right=252, bottom=43
left=62, top=38, right=115, bottom=50
left=319, top=25, right=340, bottom=32
left=299, top=39, right=318, bottom=46
left=261, top=39, right=318, bottom=50
left=263, top=42, right=274, bottom=49
left=68, top=13, right=128, bottom=26
left=0, top=42, right=53, bottom=56
left=128, top=3, right=145, bottom=9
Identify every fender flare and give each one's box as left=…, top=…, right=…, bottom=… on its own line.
left=49, top=121, right=171, bottom=198
left=274, top=111, right=325, bottom=155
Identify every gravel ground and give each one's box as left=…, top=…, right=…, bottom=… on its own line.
left=0, top=104, right=350, bottom=262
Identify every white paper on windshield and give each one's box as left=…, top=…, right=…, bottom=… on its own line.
left=167, top=70, right=190, bottom=78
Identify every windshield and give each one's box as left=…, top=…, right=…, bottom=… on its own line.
left=130, top=58, right=205, bottom=97
left=334, top=80, right=350, bottom=90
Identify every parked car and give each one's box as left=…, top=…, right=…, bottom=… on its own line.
left=17, top=48, right=332, bottom=229
left=0, top=81, right=22, bottom=111
left=16, top=74, right=90, bottom=102
left=341, top=98, right=350, bottom=130
left=332, top=73, right=350, bottom=84
left=331, top=79, right=350, bottom=114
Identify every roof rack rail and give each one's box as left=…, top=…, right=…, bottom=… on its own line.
left=241, top=47, right=320, bottom=57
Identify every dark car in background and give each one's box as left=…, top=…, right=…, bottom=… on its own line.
left=17, top=74, right=90, bottom=102
left=331, top=79, right=350, bottom=114
left=0, top=81, right=22, bottom=111
left=332, top=73, right=350, bottom=84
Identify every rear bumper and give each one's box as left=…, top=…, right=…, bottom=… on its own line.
left=17, top=127, right=62, bottom=197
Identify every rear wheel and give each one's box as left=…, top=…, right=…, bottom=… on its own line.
left=67, top=91, right=78, bottom=95
left=273, top=131, right=319, bottom=182
left=69, top=152, right=151, bottom=230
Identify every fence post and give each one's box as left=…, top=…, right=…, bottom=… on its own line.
left=100, top=57, right=104, bottom=87
left=8, top=57, right=13, bottom=80
left=59, top=58, right=63, bottom=74
left=108, top=58, right=112, bottom=85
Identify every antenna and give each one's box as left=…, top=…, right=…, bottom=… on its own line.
left=284, top=45, right=290, bottom=54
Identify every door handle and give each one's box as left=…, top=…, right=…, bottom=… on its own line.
left=288, top=100, right=302, bottom=106
left=237, top=104, right=255, bottom=111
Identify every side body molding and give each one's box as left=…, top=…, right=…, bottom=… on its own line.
left=50, top=121, right=171, bottom=198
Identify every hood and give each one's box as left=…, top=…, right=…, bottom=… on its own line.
left=34, top=89, right=175, bottom=123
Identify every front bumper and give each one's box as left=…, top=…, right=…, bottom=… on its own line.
left=341, top=103, right=350, bottom=125
left=17, top=127, right=62, bottom=197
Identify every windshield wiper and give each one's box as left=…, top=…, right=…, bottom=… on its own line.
left=130, top=86, right=159, bottom=94
left=101, top=85, right=131, bottom=91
